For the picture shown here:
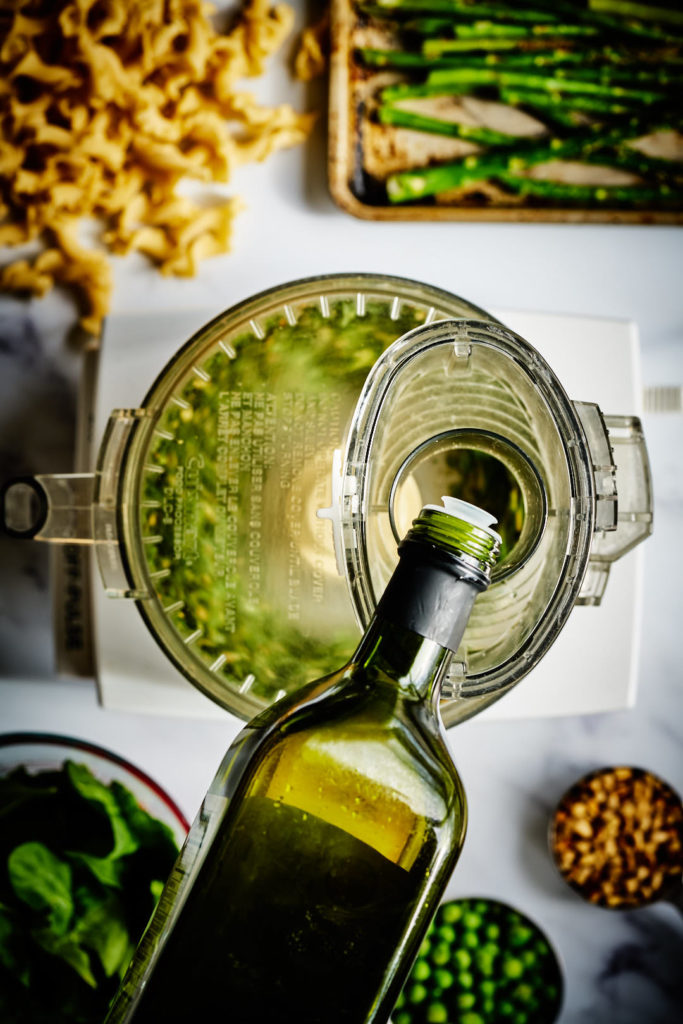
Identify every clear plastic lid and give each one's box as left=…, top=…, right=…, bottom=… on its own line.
left=338, top=318, right=594, bottom=719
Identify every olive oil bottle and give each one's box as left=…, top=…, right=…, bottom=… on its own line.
left=106, top=497, right=500, bottom=1024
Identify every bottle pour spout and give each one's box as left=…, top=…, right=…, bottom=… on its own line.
left=433, top=495, right=500, bottom=537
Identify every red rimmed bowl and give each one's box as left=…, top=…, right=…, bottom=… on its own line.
left=0, top=731, right=188, bottom=1024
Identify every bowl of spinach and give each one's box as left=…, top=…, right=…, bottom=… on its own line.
left=0, top=733, right=187, bottom=1024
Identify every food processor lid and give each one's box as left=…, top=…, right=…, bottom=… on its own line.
left=330, top=317, right=601, bottom=717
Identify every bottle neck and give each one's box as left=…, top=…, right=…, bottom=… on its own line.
left=353, top=546, right=483, bottom=703
left=353, top=617, right=453, bottom=704
left=375, top=541, right=483, bottom=653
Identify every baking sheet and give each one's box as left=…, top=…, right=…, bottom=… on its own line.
left=328, top=0, right=683, bottom=223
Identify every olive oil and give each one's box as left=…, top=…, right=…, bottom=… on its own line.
left=131, top=797, right=437, bottom=1023
left=106, top=498, right=500, bottom=1024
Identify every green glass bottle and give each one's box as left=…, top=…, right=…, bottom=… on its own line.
left=105, top=497, right=500, bottom=1024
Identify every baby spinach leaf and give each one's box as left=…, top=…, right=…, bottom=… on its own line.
left=65, top=762, right=139, bottom=861
left=67, top=851, right=124, bottom=889
left=31, top=928, right=97, bottom=989
left=64, top=762, right=144, bottom=889
left=111, top=781, right=177, bottom=859
left=0, top=905, right=30, bottom=986
left=72, top=888, right=131, bottom=978
left=0, top=777, right=57, bottom=822
left=0, top=760, right=180, bottom=1023
left=7, top=842, right=73, bottom=935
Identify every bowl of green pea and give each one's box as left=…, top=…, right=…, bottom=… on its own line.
left=392, top=898, right=564, bottom=1024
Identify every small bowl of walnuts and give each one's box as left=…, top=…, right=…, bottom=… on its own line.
left=549, top=765, right=683, bottom=912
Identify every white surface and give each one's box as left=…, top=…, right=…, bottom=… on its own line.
left=93, top=307, right=643, bottom=720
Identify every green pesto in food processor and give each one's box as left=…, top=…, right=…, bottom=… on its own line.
left=136, top=294, right=514, bottom=713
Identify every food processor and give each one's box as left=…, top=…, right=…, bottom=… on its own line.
left=1, top=274, right=652, bottom=726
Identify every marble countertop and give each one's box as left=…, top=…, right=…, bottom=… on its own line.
left=1, top=30, right=683, bottom=1021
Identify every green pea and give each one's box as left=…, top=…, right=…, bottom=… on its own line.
left=441, top=903, right=462, bottom=923
left=408, top=983, right=428, bottom=1004
left=431, top=943, right=451, bottom=965
left=474, top=951, right=495, bottom=976
left=434, top=968, right=454, bottom=990
left=398, top=899, right=562, bottom=1024
left=503, top=957, right=525, bottom=980
left=509, top=926, right=533, bottom=948
left=413, top=960, right=431, bottom=982
left=454, top=948, right=472, bottom=970
left=394, top=1013, right=412, bottom=1024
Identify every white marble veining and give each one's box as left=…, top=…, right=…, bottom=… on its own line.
left=1, top=23, right=682, bottom=1020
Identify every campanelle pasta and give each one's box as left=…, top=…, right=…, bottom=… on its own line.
left=0, top=0, right=313, bottom=334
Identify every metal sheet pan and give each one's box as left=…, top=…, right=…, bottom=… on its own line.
left=328, top=0, right=683, bottom=224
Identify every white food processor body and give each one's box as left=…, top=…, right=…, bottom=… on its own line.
left=1, top=275, right=652, bottom=725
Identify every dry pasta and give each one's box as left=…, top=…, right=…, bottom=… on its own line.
left=0, top=0, right=314, bottom=334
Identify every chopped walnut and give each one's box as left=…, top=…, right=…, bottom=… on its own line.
left=550, top=766, right=683, bottom=909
